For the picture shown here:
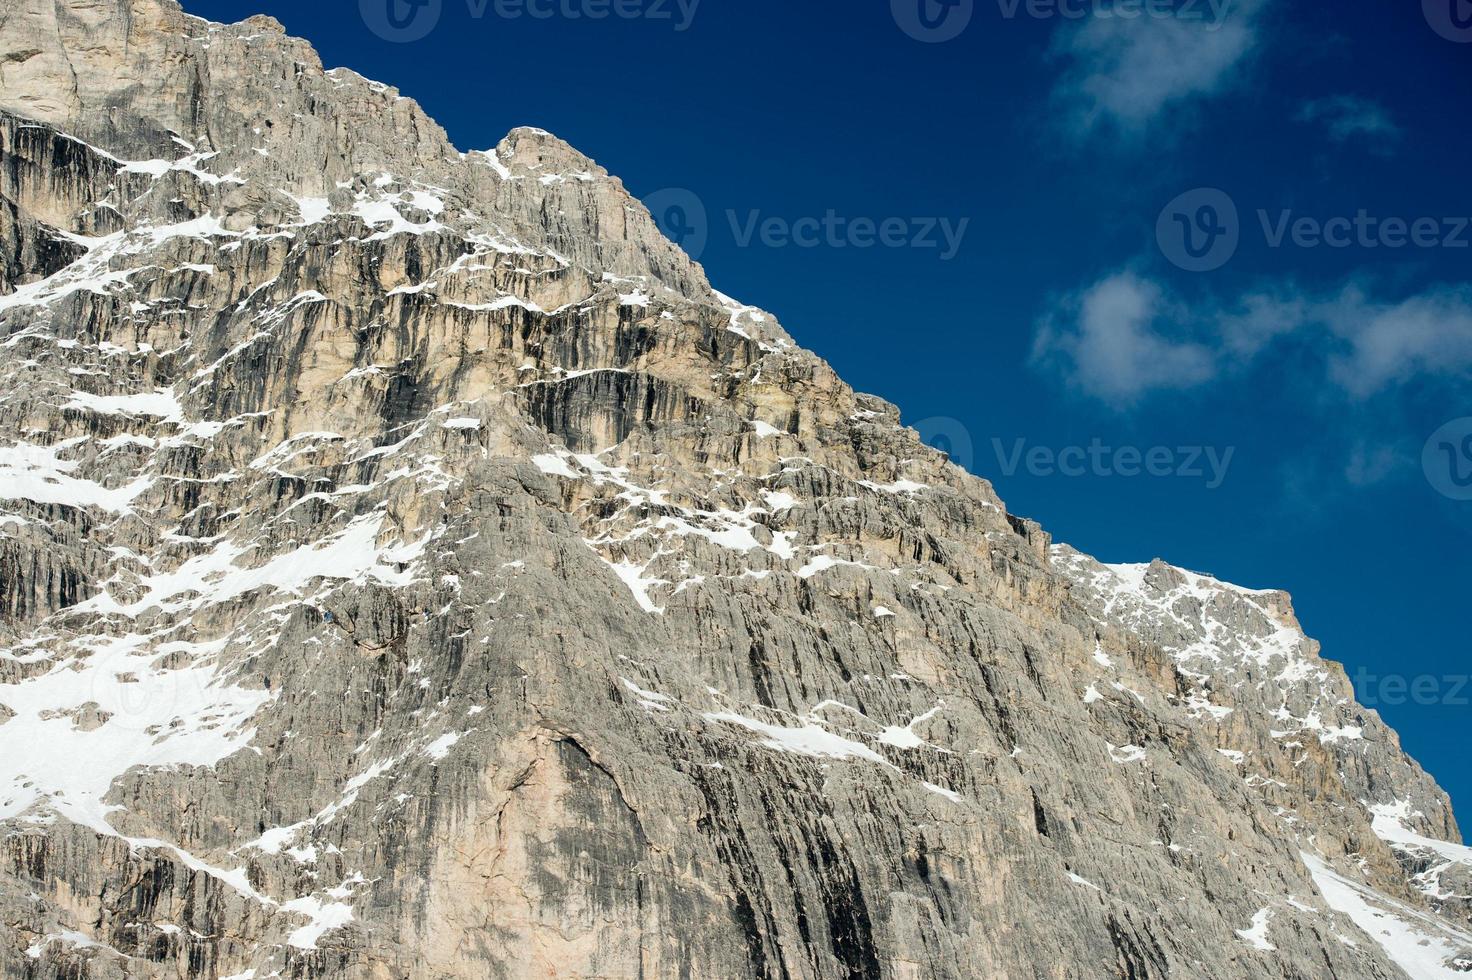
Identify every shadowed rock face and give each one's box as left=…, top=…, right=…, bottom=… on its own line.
left=0, top=2, right=1468, bottom=978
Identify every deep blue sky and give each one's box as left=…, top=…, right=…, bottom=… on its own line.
left=187, top=0, right=1471, bottom=811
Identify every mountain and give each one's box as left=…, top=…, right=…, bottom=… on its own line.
left=0, top=2, right=1468, bottom=977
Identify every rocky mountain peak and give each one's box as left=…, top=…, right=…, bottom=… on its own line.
left=238, top=12, right=287, bottom=35
left=494, top=125, right=609, bottom=179
left=0, top=3, right=1469, bottom=979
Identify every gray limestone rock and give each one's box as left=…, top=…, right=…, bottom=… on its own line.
left=0, top=2, right=1469, bottom=978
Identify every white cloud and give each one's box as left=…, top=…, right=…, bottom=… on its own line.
left=1214, top=283, right=1472, bottom=396
left=1320, top=285, right=1472, bottom=396
left=1049, top=0, right=1265, bottom=138
left=1035, top=272, right=1472, bottom=404
left=1214, top=289, right=1310, bottom=356
left=1297, top=96, right=1401, bottom=148
left=1032, top=271, right=1216, bottom=405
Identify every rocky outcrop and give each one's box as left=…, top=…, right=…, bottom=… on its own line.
left=0, top=2, right=1468, bottom=978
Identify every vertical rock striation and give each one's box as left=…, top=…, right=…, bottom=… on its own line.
left=0, top=2, right=1467, bottom=977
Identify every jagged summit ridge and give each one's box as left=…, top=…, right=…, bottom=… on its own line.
left=1, top=0, right=720, bottom=313
left=0, top=2, right=1468, bottom=978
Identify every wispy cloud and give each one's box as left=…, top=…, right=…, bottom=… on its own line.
left=1343, top=441, right=1405, bottom=487
left=1049, top=0, right=1266, bottom=140
left=1298, top=95, right=1402, bottom=150
left=1033, top=271, right=1472, bottom=405
left=1031, top=271, right=1216, bottom=405
left=1319, top=285, right=1472, bottom=395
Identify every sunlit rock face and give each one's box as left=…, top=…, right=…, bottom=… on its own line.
left=0, top=3, right=1469, bottom=978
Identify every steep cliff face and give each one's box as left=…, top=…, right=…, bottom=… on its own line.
left=0, top=3, right=1468, bottom=978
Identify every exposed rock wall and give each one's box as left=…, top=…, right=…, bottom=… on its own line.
left=0, top=3, right=1468, bottom=978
